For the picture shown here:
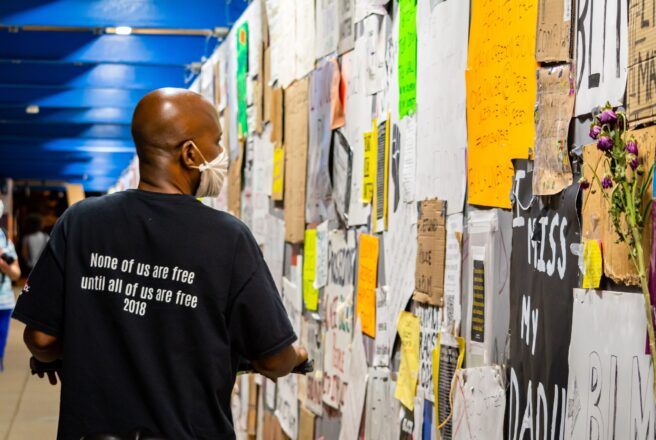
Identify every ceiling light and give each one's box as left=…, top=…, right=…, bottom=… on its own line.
left=26, top=105, right=39, bottom=114
left=114, top=26, right=132, bottom=35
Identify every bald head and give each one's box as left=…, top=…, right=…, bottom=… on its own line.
left=132, top=88, right=223, bottom=194
left=131, top=88, right=221, bottom=163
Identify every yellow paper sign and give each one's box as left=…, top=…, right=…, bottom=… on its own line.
left=356, top=234, right=379, bottom=337
left=394, top=311, right=421, bottom=410
left=272, top=145, right=285, bottom=200
left=582, top=240, right=603, bottom=288
left=363, top=131, right=374, bottom=203
left=466, top=0, right=538, bottom=208
left=303, top=229, right=319, bottom=311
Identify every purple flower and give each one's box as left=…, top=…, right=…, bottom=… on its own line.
left=601, top=175, right=613, bottom=189
left=626, top=140, right=638, bottom=155
left=580, top=179, right=590, bottom=190
left=630, top=158, right=639, bottom=170
left=599, top=109, right=618, bottom=125
left=597, top=136, right=614, bottom=151
left=589, top=125, right=602, bottom=140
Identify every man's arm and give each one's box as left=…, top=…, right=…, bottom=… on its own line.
left=23, top=327, right=62, bottom=363
left=252, top=345, right=308, bottom=380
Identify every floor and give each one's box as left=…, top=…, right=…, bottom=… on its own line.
left=0, top=305, right=59, bottom=439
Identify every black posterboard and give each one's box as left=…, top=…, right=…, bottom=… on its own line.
left=507, top=159, right=580, bottom=439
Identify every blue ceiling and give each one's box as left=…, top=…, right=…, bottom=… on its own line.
left=0, top=0, right=247, bottom=192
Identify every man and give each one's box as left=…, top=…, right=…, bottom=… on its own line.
left=12, top=88, right=307, bottom=439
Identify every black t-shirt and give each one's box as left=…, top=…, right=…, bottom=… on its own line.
left=13, top=189, right=296, bottom=440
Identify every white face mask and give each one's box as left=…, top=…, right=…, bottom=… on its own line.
left=189, top=142, right=228, bottom=198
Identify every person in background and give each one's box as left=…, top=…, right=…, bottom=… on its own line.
left=0, top=200, right=21, bottom=371
left=22, top=213, right=49, bottom=273
left=12, top=88, right=307, bottom=440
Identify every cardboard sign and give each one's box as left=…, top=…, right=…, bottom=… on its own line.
left=581, top=126, right=656, bottom=285
left=536, top=0, right=573, bottom=62
left=270, top=87, right=284, bottom=146
left=283, top=78, right=309, bottom=244
left=508, top=159, right=581, bottom=440
left=227, top=140, right=244, bottom=218
left=627, top=0, right=656, bottom=126
left=413, top=199, right=447, bottom=306
left=532, top=64, right=575, bottom=196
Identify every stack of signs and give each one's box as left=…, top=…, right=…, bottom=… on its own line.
left=508, top=159, right=581, bottom=439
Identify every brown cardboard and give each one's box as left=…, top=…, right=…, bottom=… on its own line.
left=228, top=139, right=244, bottom=219
left=283, top=78, right=310, bottom=244
left=581, top=125, right=656, bottom=285
left=532, top=64, right=575, bottom=195
left=413, top=199, right=447, bottom=306
left=298, top=406, right=315, bottom=440
left=264, top=47, right=272, bottom=124
left=262, top=411, right=286, bottom=440
left=627, top=0, right=656, bottom=126
left=270, top=87, right=284, bottom=146
left=535, top=0, right=573, bottom=62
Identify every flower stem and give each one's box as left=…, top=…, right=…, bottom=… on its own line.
left=630, top=225, right=656, bottom=398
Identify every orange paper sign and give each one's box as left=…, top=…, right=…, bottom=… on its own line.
left=466, top=0, right=538, bottom=208
left=356, top=234, right=379, bottom=337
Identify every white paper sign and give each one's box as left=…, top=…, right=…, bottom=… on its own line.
left=400, top=115, right=416, bottom=203
left=416, top=303, right=441, bottom=402
left=323, top=229, right=357, bottom=408
left=339, top=319, right=368, bottom=440
left=574, top=0, right=628, bottom=115
left=452, top=366, right=506, bottom=440
left=341, top=50, right=373, bottom=226
left=262, top=214, right=285, bottom=293
left=564, top=289, right=655, bottom=440
left=316, top=0, right=338, bottom=58
left=374, top=286, right=391, bottom=367
left=275, top=373, right=299, bottom=439
left=314, top=221, right=329, bottom=289
left=415, top=0, right=469, bottom=214
left=443, top=213, right=464, bottom=332
left=282, top=277, right=302, bottom=336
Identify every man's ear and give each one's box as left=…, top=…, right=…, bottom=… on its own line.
left=180, top=140, right=198, bottom=169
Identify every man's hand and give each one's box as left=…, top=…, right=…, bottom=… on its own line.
left=30, top=357, right=62, bottom=385
left=252, top=345, right=309, bottom=381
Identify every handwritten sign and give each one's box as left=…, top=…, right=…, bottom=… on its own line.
left=532, top=64, right=575, bottom=196
left=575, top=0, right=628, bottom=115
left=323, top=229, right=357, bottom=409
left=362, top=130, right=375, bottom=203
left=303, top=229, right=320, bottom=311
left=416, top=303, right=441, bottom=402
left=356, top=233, right=379, bottom=337
left=627, top=0, right=656, bottom=125
left=398, top=0, right=417, bottom=117
left=413, top=199, right=447, bottom=306
left=394, top=311, right=420, bottom=410
left=305, top=318, right=324, bottom=416
left=272, top=145, right=284, bottom=200
left=466, top=0, right=538, bottom=208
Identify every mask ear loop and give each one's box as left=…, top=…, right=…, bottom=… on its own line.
left=187, top=141, right=210, bottom=171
